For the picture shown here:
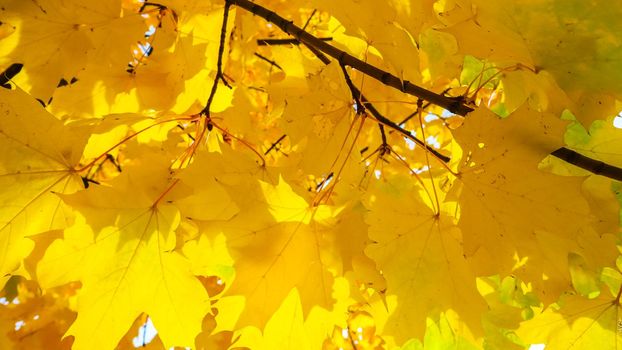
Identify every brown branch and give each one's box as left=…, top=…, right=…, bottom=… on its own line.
left=340, top=64, right=389, bottom=148
left=378, top=124, right=388, bottom=148
left=264, top=134, right=287, bottom=155
left=256, top=37, right=333, bottom=46
left=296, top=25, right=449, bottom=163
left=0, top=63, right=23, bottom=89
left=397, top=98, right=435, bottom=126
left=227, top=0, right=622, bottom=181
left=200, top=2, right=232, bottom=116
left=360, top=93, right=451, bottom=163
left=551, top=148, right=622, bottom=182
left=301, top=9, right=317, bottom=30
left=339, top=64, right=365, bottom=114
left=227, top=0, right=473, bottom=116
left=253, top=52, right=283, bottom=70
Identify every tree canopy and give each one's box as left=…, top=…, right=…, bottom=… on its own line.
left=1, top=0, right=622, bottom=349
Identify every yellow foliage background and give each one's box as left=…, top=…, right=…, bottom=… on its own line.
left=1, top=0, right=622, bottom=349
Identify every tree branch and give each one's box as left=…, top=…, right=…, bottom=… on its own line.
left=229, top=0, right=622, bottom=179
left=256, top=37, right=332, bottom=46
left=0, top=63, right=23, bottom=89
left=302, top=24, right=449, bottom=163
left=226, top=0, right=473, bottom=116
left=298, top=34, right=450, bottom=162
left=339, top=64, right=365, bottom=115
left=264, top=134, right=287, bottom=155
left=201, top=2, right=232, bottom=116
left=340, top=64, right=389, bottom=150
left=551, top=148, right=622, bottom=182
left=254, top=52, right=283, bottom=70
left=359, top=93, right=451, bottom=163
left=268, top=14, right=448, bottom=163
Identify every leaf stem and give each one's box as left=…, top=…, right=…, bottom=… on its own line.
left=152, top=178, right=180, bottom=208
left=313, top=113, right=366, bottom=206
left=209, top=118, right=266, bottom=167
left=416, top=99, right=441, bottom=214
left=75, top=116, right=195, bottom=173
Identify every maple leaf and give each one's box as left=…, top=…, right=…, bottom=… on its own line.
left=450, top=105, right=618, bottom=302
left=565, top=115, right=622, bottom=171
left=259, top=289, right=311, bottom=350
left=518, top=290, right=622, bottom=349
left=0, top=0, right=145, bottom=100
left=0, top=88, right=87, bottom=287
left=439, top=0, right=622, bottom=124
left=37, top=159, right=210, bottom=350
left=365, top=176, right=486, bottom=342
left=196, top=170, right=337, bottom=328
left=309, top=0, right=422, bottom=84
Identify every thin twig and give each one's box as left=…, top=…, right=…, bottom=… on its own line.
left=253, top=52, right=283, bottom=70
left=615, top=284, right=622, bottom=304
left=300, top=33, right=447, bottom=163
left=335, top=67, right=449, bottom=163
left=256, top=37, right=332, bottom=46
left=340, top=64, right=389, bottom=150
left=397, top=100, right=432, bottom=125
left=200, top=2, right=232, bottom=116
left=416, top=98, right=440, bottom=214
left=302, top=9, right=317, bottom=30
left=139, top=2, right=167, bottom=12
left=227, top=0, right=473, bottom=116
left=378, top=124, right=387, bottom=147
left=264, top=134, right=287, bottom=155
left=339, top=65, right=365, bottom=114
left=347, top=327, right=359, bottom=350
left=358, top=92, right=451, bottom=163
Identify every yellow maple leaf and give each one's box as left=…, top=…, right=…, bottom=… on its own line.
left=0, top=278, right=76, bottom=350
left=365, top=176, right=485, bottom=343
left=37, top=159, right=210, bottom=350
left=0, top=0, right=145, bottom=100
left=450, top=105, right=617, bottom=302
left=261, top=288, right=311, bottom=350
left=200, top=210, right=336, bottom=329
left=518, top=290, right=622, bottom=349
left=0, top=88, right=87, bottom=287
left=188, top=155, right=339, bottom=327
left=172, top=153, right=240, bottom=222
left=309, top=0, right=422, bottom=83
left=439, top=0, right=622, bottom=124
left=259, top=175, right=336, bottom=224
